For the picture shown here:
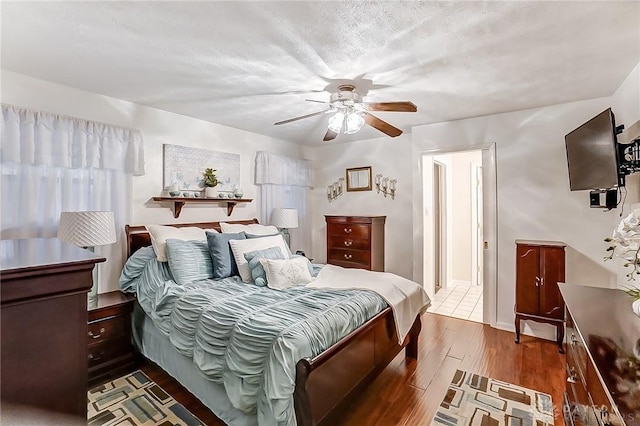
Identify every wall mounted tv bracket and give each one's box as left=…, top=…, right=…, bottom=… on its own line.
left=616, top=120, right=640, bottom=187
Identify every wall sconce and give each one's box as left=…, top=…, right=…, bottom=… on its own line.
left=375, top=174, right=397, bottom=200
left=327, top=178, right=345, bottom=202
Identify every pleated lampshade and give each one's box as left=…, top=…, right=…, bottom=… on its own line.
left=57, top=211, right=117, bottom=247
left=270, top=208, right=299, bottom=229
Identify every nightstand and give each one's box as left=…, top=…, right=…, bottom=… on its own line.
left=88, top=291, right=136, bottom=386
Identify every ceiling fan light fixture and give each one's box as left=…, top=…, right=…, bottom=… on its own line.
left=344, top=110, right=365, bottom=134
left=328, top=111, right=345, bottom=133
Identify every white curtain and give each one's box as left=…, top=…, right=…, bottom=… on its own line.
left=0, top=104, right=144, bottom=291
left=255, top=151, right=313, bottom=254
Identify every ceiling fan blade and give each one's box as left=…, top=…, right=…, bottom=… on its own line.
left=274, top=110, right=327, bottom=126
left=364, top=112, right=403, bottom=137
left=362, top=101, right=417, bottom=112
left=305, top=99, right=328, bottom=104
left=323, top=129, right=337, bottom=141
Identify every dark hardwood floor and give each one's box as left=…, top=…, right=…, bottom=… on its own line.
left=139, top=313, right=566, bottom=426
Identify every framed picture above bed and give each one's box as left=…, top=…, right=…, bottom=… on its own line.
left=346, top=166, right=372, bottom=192
left=163, top=144, right=240, bottom=194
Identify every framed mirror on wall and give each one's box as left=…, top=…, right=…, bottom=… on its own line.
left=346, top=166, right=372, bottom=191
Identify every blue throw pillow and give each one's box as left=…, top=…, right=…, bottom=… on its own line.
left=166, top=239, right=214, bottom=285
left=244, top=246, right=285, bottom=286
left=206, top=231, right=246, bottom=278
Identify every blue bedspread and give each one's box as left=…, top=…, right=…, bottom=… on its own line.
left=120, top=247, right=387, bottom=425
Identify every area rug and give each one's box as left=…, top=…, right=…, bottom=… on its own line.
left=432, top=370, right=554, bottom=426
left=87, top=370, right=204, bottom=426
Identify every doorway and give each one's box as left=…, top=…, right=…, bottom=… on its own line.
left=425, top=150, right=484, bottom=323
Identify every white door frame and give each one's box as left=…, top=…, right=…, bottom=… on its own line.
left=471, top=161, right=483, bottom=287
left=413, top=143, right=497, bottom=327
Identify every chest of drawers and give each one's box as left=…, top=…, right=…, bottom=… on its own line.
left=559, top=284, right=640, bottom=426
left=325, top=216, right=385, bottom=271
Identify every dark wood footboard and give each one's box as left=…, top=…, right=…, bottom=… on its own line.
left=294, top=308, right=421, bottom=426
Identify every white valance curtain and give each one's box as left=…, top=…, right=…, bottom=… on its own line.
left=1, top=104, right=144, bottom=175
left=255, top=151, right=313, bottom=253
left=1, top=104, right=145, bottom=292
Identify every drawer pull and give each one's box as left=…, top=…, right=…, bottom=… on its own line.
left=344, top=240, right=353, bottom=247
left=88, top=349, right=106, bottom=361
left=344, top=228, right=352, bottom=234
left=88, top=327, right=105, bottom=339
left=566, top=365, right=578, bottom=384
left=344, top=253, right=353, bottom=260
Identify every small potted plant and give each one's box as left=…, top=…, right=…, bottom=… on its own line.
left=202, top=168, right=219, bottom=198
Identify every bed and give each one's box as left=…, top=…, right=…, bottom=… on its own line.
left=123, top=219, right=425, bottom=426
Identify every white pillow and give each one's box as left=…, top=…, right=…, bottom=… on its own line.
left=145, top=225, right=218, bottom=262
left=228, top=234, right=290, bottom=282
left=220, top=222, right=279, bottom=235
left=260, top=257, right=313, bottom=290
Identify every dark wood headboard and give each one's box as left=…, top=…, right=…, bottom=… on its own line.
left=125, top=218, right=259, bottom=258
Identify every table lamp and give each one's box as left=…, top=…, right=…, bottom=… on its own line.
left=57, top=211, right=117, bottom=305
left=271, top=208, right=298, bottom=248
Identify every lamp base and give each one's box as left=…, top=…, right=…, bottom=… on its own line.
left=281, top=228, right=291, bottom=249
left=87, top=247, right=99, bottom=309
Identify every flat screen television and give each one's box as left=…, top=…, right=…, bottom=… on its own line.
left=565, top=108, right=619, bottom=191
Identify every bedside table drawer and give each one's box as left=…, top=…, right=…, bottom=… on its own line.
left=88, top=338, right=131, bottom=369
left=88, top=315, right=127, bottom=344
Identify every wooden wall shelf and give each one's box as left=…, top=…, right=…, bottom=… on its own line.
left=152, top=197, right=253, bottom=218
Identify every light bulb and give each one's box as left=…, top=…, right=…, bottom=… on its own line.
left=328, top=112, right=345, bottom=133
left=344, top=111, right=365, bottom=134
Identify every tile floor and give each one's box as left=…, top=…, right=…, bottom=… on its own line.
left=427, top=283, right=483, bottom=323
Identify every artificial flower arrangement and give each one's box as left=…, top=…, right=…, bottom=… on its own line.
left=604, top=209, right=640, bottom=313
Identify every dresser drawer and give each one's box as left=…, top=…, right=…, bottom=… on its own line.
left=327, top=235, right=370, bottom=251
left=328, top=248, right=371, bottom=267
left=327, top=223, right=370, bottom=239
left=88, top=338, right=131, bottom=369
left=87, top=314, right=127, bottom=344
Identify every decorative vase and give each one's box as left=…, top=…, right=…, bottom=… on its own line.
left=633, top=299, right=640, bottom=318
left=168, top=183, right=180, bottom=197
left=234, top=188, right=244, bottom=199
left=205, top=187, right=217, bottom=198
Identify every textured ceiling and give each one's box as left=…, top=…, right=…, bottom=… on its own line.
left=2, top=1, right=639, bottom=146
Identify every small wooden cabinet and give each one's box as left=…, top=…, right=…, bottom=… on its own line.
left=88, top=291, right=136, bottom=386
left=325, top=216, right=385, bottom=271
left=514, top=239, right=566, bottom=352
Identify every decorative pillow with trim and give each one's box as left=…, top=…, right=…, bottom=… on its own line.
left=243, top=246, right=286, bottom=286
left=228, top=234, right=291, bottom=283
left=260, top=256, right=313, bottom=290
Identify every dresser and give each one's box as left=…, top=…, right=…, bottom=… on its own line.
left=88, top=291, right=136, bottom=386
left=325, top=216, right=385, bottom=271
left=514, top=240, right=566, bottom=352
left=0, top=238, right=105, bottom=423
left=559, top=284, right=640, bottom=426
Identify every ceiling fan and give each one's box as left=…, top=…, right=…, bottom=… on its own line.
left=274, top=84, right=417, bottom=141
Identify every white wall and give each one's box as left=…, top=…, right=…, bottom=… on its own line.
left=411, top=62, right=640, bottom=337
left=449, top=150, right=482, bottom=283
left=2, top=71, right=303, bottom=293
left=303, top=134, right=414, bottom=278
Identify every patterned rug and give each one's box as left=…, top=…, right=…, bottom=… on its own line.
left=432, top=370, right=554, bottom=426
left=87, top=370, right=204, bottom=426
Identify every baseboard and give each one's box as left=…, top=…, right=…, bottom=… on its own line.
left=495, top=320, right=558, bottom=343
